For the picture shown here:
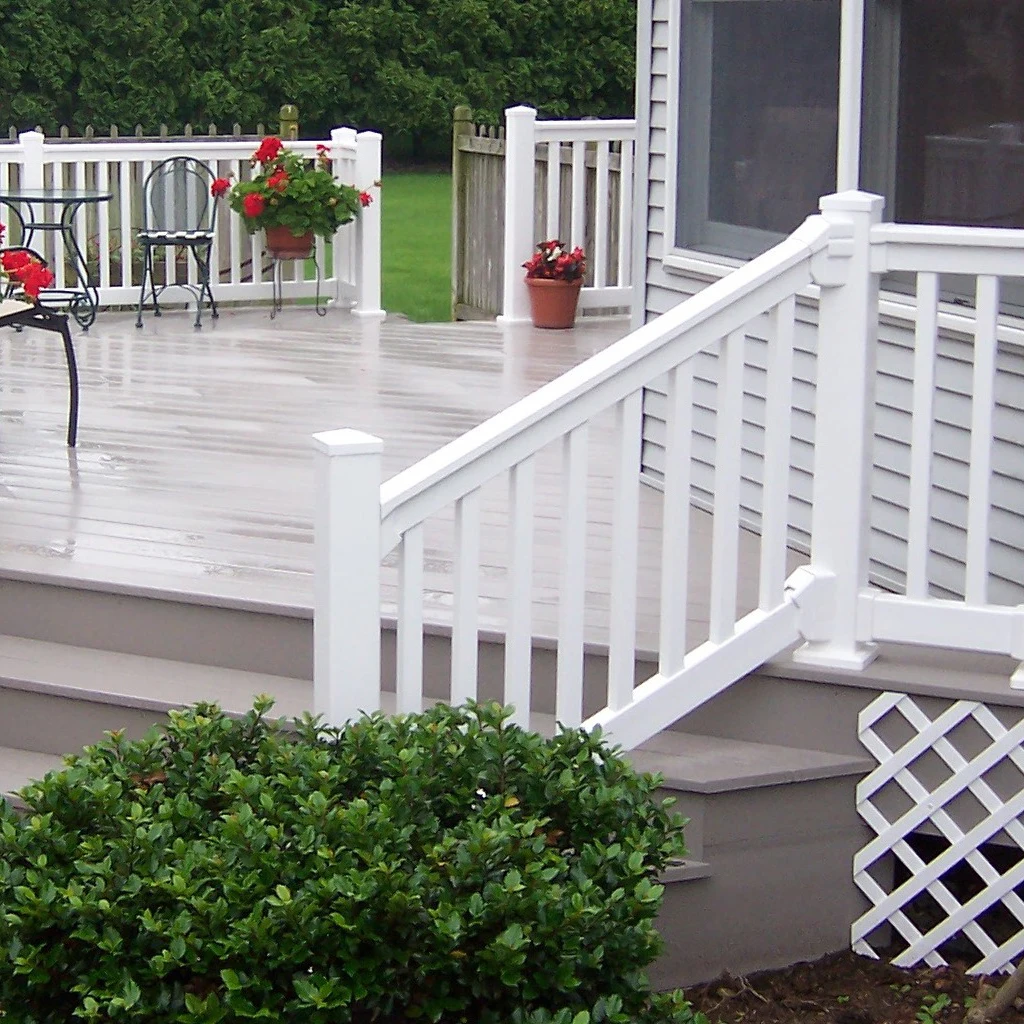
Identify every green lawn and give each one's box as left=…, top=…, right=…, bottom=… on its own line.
left=381, top=172, right=452, bottom=322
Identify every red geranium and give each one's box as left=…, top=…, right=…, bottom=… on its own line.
left=1, top=249, right=33, bottom=272
left=359, top=191, right=373, bottom=208
left=267, top=169, right=290, bottom=192
left=210, top=177, right=231, bottom=198
left=242, top=193, right=266, bottom=218
left=15, top=261, right=55, bottom=299
left=253, top=136, right=284, bottom=164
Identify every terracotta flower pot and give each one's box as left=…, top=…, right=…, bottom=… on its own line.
left=525, top=277, right=583, bottom=329
left=265, top=226, right=315, bottom=260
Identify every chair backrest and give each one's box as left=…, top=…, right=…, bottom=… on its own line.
left=141, top=157, right=218, bottom=234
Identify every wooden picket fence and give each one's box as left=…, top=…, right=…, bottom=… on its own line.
left=450, top=106, right=633, bottom=321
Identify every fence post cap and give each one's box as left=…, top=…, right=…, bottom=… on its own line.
left=312, top=429, right=384, bottom=455
left=504, top=105, right=537, bottom=118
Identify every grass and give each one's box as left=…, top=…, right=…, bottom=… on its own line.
left=380, top=172, right=452, bottom=322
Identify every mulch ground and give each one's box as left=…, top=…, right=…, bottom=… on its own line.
left=685, top=950, right=1024, bottom=1024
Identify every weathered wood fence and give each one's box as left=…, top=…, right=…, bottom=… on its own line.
left=451, top=105, right=636, bottom=321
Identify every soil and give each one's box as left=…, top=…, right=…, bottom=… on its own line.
left=684, top=950, right=1024, bottom=1024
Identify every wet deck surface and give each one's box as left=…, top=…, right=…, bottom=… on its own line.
left=0, top=304, right=791, bottom=652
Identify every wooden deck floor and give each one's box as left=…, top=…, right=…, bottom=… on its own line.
left=0, top=305, right=797, bottom=654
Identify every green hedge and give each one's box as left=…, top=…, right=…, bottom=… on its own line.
left=0, top=699, right=699, bottom=1023
left=0, top=0, right=636, bottom=160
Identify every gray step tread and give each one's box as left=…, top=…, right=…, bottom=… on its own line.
left=0, top=746, right=65, bottom=806
left=0, top=634, right=312, bottom=718
left=0, top=636, right=871, bottom=799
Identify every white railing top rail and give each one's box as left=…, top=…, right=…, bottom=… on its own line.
left=871, top=222, right=1024, bottom=275
left=533, top=118, right=637, bottom=143
left=379, top=214, right=831, bottom=552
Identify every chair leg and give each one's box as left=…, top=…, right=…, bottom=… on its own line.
left=192, top=243, right=217, bottom=328
left=57, top=317, right=79, bottom=447
left=135, top=246, right=150, bottom=328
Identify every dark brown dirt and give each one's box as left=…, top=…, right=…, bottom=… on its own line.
left=684, top=950, right=1024, bottom=1024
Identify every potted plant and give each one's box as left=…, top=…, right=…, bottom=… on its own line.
left=224, top=136, right=372, bottom=260
left=523, top=239, right=586, bottom=329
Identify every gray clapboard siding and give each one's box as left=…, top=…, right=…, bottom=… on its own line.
left=636, top=0, right=1024, bottom=605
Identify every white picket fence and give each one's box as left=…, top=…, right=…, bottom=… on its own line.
left=500, top=106, right=635, bottom=322
left=0, top=128, right=383, bottom=316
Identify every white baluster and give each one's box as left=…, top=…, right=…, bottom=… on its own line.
left=505, top=457, right=536, bottom=726
left=659, top=364, right=695, bottom=675
left=570, top=141, right=586, bottom=251
left=397, top=524, right=425, bottom=713
left=965, top=275, right=999, bottom=605
left=616, top=140, right=633, bottom=287
left=556, top=426, right=589, bottom=727
left=709, top=331, right=745, bottom=643
left=593, top=143, right=609, bottom=289
left=546, top=141, right=560, bottom=240
left=906, top=272, right=939, bottom=599
left=608, top=391, right=643, bottom=709
left=759, top=297, right=796, bottom=609
left=451, top=490, right=481, bottom=704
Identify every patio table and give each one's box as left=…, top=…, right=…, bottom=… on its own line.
left=0, top=187, right=113, bottom=329
left=0, top=297, right=79, bottom=446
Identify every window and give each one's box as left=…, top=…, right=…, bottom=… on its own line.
left=672, top=0, right=1024, bottom=262
left=675, top=0, right=842, bottom=259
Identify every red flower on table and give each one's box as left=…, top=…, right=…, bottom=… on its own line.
left=253, top=136, right=284, bottom=164
left=16, top=262, right=54, bottom=299
left=1, top=250, right=33, bottom=272
left=210, top=177, right=231, bottom=198
left=267, top=169, right=290, bottom=192
left=242, top=193, right=266, bottom=218
left=359, top=190, right=373, bottom=207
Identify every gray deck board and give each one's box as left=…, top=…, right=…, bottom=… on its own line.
left=0, top=305, right=796, bottom=653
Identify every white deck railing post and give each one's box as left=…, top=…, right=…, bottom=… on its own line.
left=312, top=428, right=384, bottom=726
left=794, top=190, right=884, bottom=670
left=499, top=105, right=537, bottom=323
left=19, top=131, right=45, bottom=190
left=351, top=129, right=384, bottom=318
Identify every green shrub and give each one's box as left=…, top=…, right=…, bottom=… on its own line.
left=0, top=699, right=694, bottom=1024
left=0, top=0, right=636, bottom=160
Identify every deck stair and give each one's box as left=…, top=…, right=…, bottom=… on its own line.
left=0, top=570, right=874, bottom=985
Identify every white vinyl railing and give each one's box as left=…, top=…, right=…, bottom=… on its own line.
left=853, top=222, right=1024, bottom=683
left=500, top=106, right=635, bottom=322
left=313, top=190, right=1024, bottom=748
left=0, top=128, right=383, bottom=316
left=312, top=203, right=845, bottom=750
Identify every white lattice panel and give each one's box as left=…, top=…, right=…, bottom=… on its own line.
left=853, top=691, right=1024, bottom=974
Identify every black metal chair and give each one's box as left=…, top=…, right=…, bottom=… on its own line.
left=0, top=246, right=79, bottom=446
left=136, top=156, right=219, bottom=329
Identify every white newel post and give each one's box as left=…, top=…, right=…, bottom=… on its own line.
left=793, top=190, right=883, bottom=670
left=499, top=105, right=537, bottom=323
left=19, top=131, right=45, bottom=190
left=312, top=429, right=384, bottom=726
left=351, top=128, right=384, bottom=318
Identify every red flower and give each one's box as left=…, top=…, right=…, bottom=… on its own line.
left=210, top=177, right=231, bottom=198
left=242, top=193, right=266, bottom=218
left=1, top=250, right=33, bottom=272
left=17, top=262, right=54, bottom=299
left=359, top=190, right=373, bottom=208
left=267, top=169, right=290, bottom=192
left=316, top=144, right=330, bottom=154
left=0, top=222, right=5, bottom=244
left=253, top=136, right=284, bottom=164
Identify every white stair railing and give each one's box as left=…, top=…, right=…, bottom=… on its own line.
left=314, top=211, right=836, bottom=748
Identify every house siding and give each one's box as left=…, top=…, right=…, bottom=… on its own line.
left=638, top=0, right=1024, bottom=604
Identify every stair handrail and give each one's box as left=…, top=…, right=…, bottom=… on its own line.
left=379, top=215, right=833, bottom=555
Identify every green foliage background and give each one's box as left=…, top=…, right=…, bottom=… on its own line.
left=0, top=0, right=637, bottom=160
